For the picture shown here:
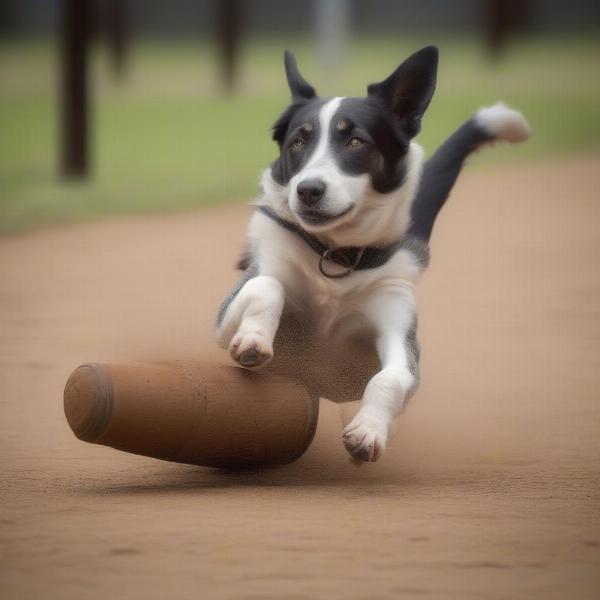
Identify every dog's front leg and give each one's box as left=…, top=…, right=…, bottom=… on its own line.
left=343, top=287, right=419, bottom=461
left=215, top=274, right=285, bottom=369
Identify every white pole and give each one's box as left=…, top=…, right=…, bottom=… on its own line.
left=315, top=0, right=349, bottom=75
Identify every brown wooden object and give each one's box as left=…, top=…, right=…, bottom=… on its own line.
left=64, top=361, right=318, bottom=469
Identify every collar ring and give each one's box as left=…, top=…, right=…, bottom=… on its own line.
left=319, top=247, right=365, bottom=279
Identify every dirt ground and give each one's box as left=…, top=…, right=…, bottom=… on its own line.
left=1, top=157, right=599, bottom=599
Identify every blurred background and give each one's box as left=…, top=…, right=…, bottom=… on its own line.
left=2, top=5, right=600, bottom=598
left=0, top=0, right=599, bottom=234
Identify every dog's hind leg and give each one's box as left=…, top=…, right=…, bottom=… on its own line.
left=408, top=103, right=530, bottom=243
left=215, top=271, right=285, bottom=369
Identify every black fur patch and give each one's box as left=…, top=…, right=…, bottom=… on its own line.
left=330, top=97, right=409, bottom=193
left=270, top=99, right=325, bottom=185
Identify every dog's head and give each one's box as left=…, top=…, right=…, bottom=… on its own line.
left=266, top=46, right=438, bottom=234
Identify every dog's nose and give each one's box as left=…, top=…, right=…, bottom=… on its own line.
left=297, top=180, right=326, bottom=207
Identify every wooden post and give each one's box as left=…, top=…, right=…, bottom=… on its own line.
left=485, top=0, right=531, bottom=58
left=217, top=0, right=242, bottom=93
left=60, top=0, right=90, bottom=178
left=103, top=0, right=129, bottom=78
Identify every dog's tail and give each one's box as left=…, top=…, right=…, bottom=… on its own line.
left=407, top=103, right=531, bottom=242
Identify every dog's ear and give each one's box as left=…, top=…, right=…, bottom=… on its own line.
left=284, top=50, right=316, bottom=101
left=368, top=46, right=438, bottom=138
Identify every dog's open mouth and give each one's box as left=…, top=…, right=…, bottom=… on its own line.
left=297, top=204, right=354, bottom=226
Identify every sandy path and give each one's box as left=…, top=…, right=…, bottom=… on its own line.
left=1, top=157, right=599, bottom=599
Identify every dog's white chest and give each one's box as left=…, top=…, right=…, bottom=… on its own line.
left=296, top=266, right=373, bottom=333
left=312, top=275, right=346, bottom=322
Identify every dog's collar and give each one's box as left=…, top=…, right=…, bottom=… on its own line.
left=258, top=206, right=403, bottom=278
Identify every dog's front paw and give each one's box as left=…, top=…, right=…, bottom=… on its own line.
left=342, top=413, right=388, bottom=462
left=229, top=331, right=273, bottom=369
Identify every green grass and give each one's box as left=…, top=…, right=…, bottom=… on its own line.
left=1, top=34, right=599, bottom=234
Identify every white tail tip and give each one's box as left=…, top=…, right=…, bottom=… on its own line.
left=475, top=102, right=531, bottom=143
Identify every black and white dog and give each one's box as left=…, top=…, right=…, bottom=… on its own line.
left=216, top=46, right=530, bottom=462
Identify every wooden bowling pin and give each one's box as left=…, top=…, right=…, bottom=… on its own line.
left=64, top=361, right=318, bottom=469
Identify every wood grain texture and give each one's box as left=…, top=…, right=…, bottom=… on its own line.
left=64, top=362, right=318, bottom=468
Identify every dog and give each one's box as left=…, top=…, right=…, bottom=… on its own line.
left=215, top=46, right=530, bottom=462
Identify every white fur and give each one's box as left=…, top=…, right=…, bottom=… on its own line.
left=475, top=102, right=531, bottom=143
left=216, top=276, right=284, bottom=368
left=342, top=285, right=417, bottom=460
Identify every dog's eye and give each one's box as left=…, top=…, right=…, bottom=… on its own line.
left=348, top=137, right=364, bottom=148
left=291, top=138, right=305, bottom=150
